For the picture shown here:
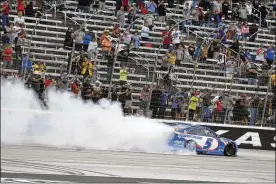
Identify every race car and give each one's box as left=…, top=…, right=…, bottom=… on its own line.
left=168, top=123, right=238, bottom=156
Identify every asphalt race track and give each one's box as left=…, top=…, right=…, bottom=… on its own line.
left=1, top=144, right=275, bottom=183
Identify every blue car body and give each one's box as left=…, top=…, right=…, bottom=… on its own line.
left=168, top=123, right=238, bottom=156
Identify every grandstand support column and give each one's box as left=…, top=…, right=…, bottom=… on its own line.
left=146, top=18, right=193, bottom=118
left=107, top=14, right=151, bottom=98
left=24, top=2, right=67, bottom=79
left=261, top=61, right=275, bottom=127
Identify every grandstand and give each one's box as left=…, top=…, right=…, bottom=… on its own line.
left=1, top=0, right=275, bottom=126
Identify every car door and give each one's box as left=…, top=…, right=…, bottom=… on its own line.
left=197, top=128, right=219, bottom=151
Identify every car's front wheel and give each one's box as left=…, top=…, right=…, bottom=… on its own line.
left=224, top=143, right=235, bottom=156
left=186, top=140, right=197, bottom=153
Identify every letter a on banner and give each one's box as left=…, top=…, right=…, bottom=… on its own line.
left=235, top=132, right=262, bottom=147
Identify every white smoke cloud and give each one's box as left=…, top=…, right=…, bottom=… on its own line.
left=1, top=80, right=174, bottom=153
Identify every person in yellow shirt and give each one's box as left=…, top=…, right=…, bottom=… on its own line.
left=168, top=51, right=176, bottom=66
left=119, top=66, right=128, bottom=86
left=272, top=73, right=276, bottom=87
left=33, top=61, right=46, bottom=73
left=189, top=91, right=199, bottom=121
left=81, top=58, right=93, bottom=78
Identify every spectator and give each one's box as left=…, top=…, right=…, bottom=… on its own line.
left=91, top=81, right=102, bottom=103
left=83, top=29, right=92, bottom=52
left=146, top=0, right=157, bottom=13
left=241, top=22, right=249, bottom=41
left=160, top=53, right=169, bottom=71
left=260, top=60, right=270, bottom=86
left=25, top=0, right=35, bottom=17
left=112, top=23, right=121, bottom=38
left=162, top=26, right=172, bottom=49
left=158, top=87, right=168, bottom=119
left=111, top=85, right=118, bottom=101
left=117, top=6, right=125, bottom=28
left=248, top=22, right=258, bottom=41
left=87, top=37, right=98, bottom=60
left=175, top=46, right=184, bottom=66
left=139, top=84, right=150, bottom=116
left=1, top=0, right=10, bottom=30
left=265, top=45, right=275, bottom=66
left=100, top=30, right=109, bottom=43
left=200, top=42, right=208, bottom=63
left=91, top=61, right=98, bottom=82
left=124, top=84, right=133, bottom=115
left=238, top=5, right=247, bottom=22
left=213, top=0, right=222, bottom=24
left=33, top=61, right=46, bottom=73
left=141, top=22, right=150, bottom=41
left=28, top=71, right=45, bottom=101
left=230, top=38, right=239, bottom=57
left=168, top=50, right=176, bottom=68
left=15, top=31, right=25, bottom=63
left=250, top=95, right=260, bottom=126
left=127, top=9, right=135, bottom=29
left=246, top=61, right=257, bottom=85
left=129, top=3, right=138, bottom=18
left=145, top=10, right=154, bottom=31
left=225, top=56, right=235, bottom=80
left=188, top=91, right=199, bottom=121
left=2, top=45, right=13, bottom=70
left=101, top=35, right=112, bottom=60
left=182, top=2, right=191, bottom=33
left=157, top=0, right=166, bottom=22
left=222, top=0, right=230, bottom=20
left=201, top=88, right=213, bottom=122
left=17, top=0, right=26, bottom=12
left=98, top=0, right=105, bottom=10
left=119, top=65, right=128, bottom=86
left=64, top=27, right=73, bottom=49
left=131, top=30, right=140, bottom=50
left=21, top=53, right=32, bottom=74
left=214, top=96, right=223, bottom=123
left=71, top=79, right=81, bottom=97
left=123, top=30, right=132, bottom=47
left=245, top=1, right=253, bottom=22
left=171, top=27, right=180, bottom=45
left=77, top=0, right=91, bottom=13
left=81, top=58, right=93, bottom=78
left=255, top=44, right=266, bottom=63
left=188, top=44, right=195, bottom=57
left=72, top=28, right=85, bottom=51
left=14, top=11, right=25, bottom=26
left=107, top=47, right=115, bottom=83
left=259, top=2, right=268, bottom=26
left=122, top=0, right=128, bottom=11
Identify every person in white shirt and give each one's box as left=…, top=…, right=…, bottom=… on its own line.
left=14, top=11, right=25, bottom=26
left=171, top=27, right=180, bottom=45
left=245, top=1, right=253, bottom=22
left=141, top=22, right=150, bottom=41
left=87, top=37, right=98, bottom=60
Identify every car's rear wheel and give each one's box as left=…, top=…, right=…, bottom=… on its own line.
left=224, top=143, right=235, bottom=156
left=186, top=140, right=197, bottom=153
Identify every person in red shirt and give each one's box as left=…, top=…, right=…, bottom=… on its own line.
left=2, top=46, right=13, bottom=69
left=1, top=0, right=10, bottom=30
left=215, top=96, right=223, bottom=123
left=71, top=80, right=80, bottom=97
left=17, top=0, right=25, bottom=12
left=162, top=26, right=172, bottom=49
